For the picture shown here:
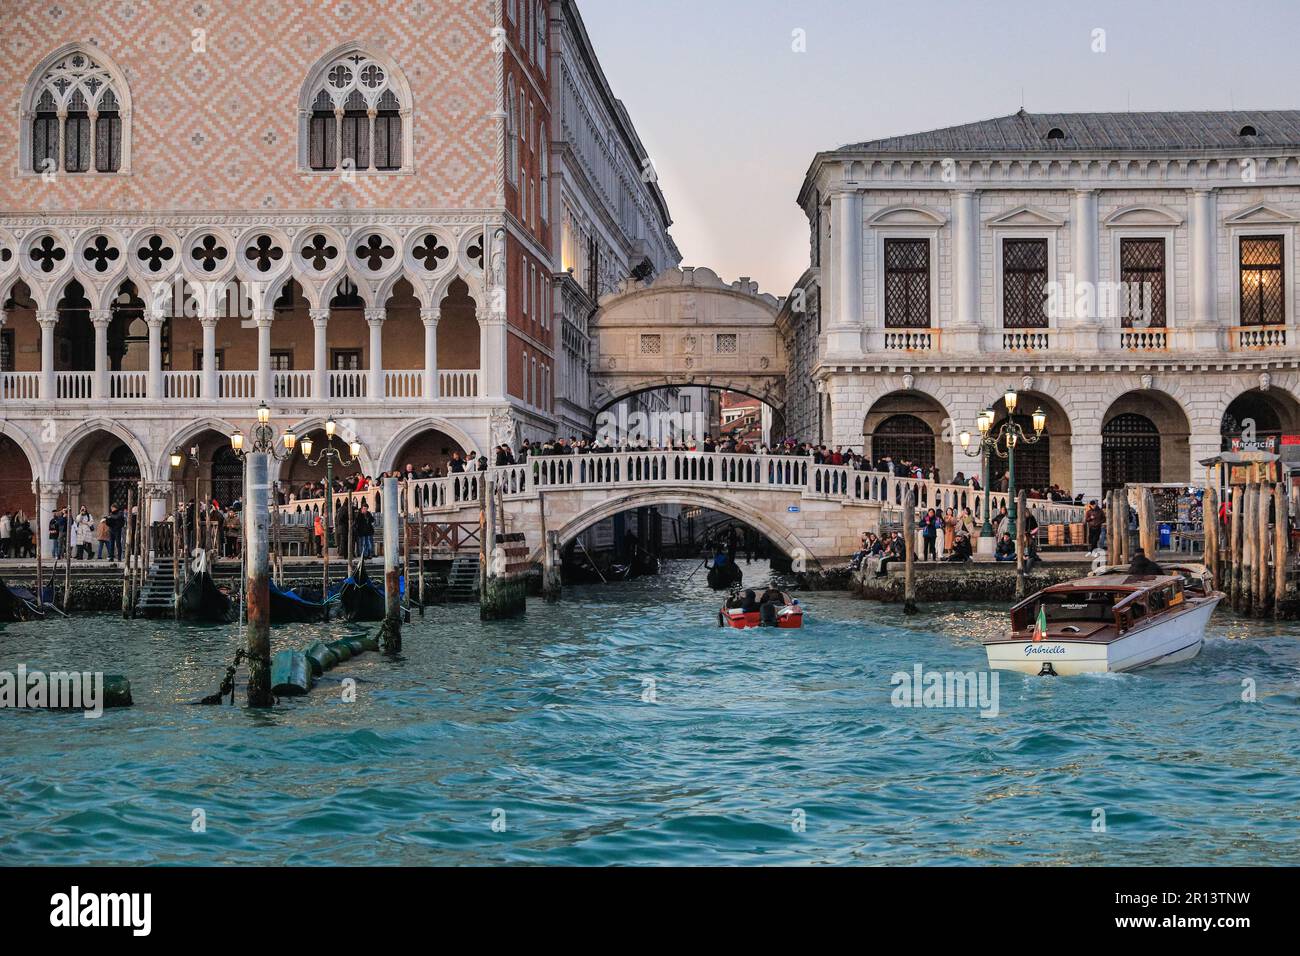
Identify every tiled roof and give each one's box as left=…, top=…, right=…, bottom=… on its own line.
left=839, top=109, right=1300, bottom=153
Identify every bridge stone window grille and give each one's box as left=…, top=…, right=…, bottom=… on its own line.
left=714, top=333, right=738, bottom=354
left=639, top=334, right=662, bottom=355
left=1002, top=238, right=1049, bottom=329
left=883, top=238, right=931, bottom=328
left=871, top=414, right=935, bottom=471
left=1102, top=413, right=1161, bottom=492
left=28, top=50, right=123, bottom=174
left=1239, top=235, right=1284, bottom=327
left=1119, top=238, right=1166, bottom=328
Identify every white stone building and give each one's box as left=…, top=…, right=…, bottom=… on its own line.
left=782, top=110, right=1300, bottom=497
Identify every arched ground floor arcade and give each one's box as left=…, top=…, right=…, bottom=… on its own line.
left=817, top=366, right=1300, bottom=501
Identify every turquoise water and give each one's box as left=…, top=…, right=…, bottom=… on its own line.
left=2, top=559, right=1299, bottom=866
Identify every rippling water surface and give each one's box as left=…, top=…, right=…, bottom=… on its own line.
left=2, top=559, right=1299, bottom=865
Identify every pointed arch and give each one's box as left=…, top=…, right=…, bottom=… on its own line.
left=297, top=42, right=412, bottom=172
left=380, top=417, right=482, bottom=472
left=21, top=43, right=132, bottom=175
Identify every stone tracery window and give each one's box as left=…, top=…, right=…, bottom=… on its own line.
left=302, top=49, right=408, bottom=173
left=25, top=48, right=126, bottom=174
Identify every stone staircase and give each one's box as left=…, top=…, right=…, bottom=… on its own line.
left=445, top=555, right=480, bottom=602
left=136, top=563, right=179, bottom=615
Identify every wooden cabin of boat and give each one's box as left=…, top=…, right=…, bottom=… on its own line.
left=999, top=569, right=1211, bottom=644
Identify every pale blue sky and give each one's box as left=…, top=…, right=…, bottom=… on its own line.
left=578, top=0, right=1300, bottom=294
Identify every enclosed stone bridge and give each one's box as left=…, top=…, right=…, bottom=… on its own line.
left=287, top=452, right=1081, bottom=564
left=587, top=267, right=787, bottom=412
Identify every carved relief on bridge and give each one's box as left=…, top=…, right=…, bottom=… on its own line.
left=588, top=266, right=787, bottom=408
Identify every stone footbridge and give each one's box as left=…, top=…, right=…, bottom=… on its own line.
left=280, top=452, right=1084, bottom=564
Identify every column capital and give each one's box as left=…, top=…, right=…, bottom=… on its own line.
left=420, top=306, right=441, bottom=326
left=145, top=310, right=166, bottom=328
left=365, top=307, right=386, bottom=327
left=309, top=307, right=330, bottom=327
left=90, top=308, right=113, bottom=328
left=252, top=310, right=273, bottom=329
left=1072, top=187, right=1099, bottom=197
left=36, top=480, right=64, bottom=500
left=36, top=310, right=58, bottom=328
left=199, top=314, right=220, bottom=329
left=1188, top=186, right=1218, bottom=196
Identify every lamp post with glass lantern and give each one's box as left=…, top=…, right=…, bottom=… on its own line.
left=297, top=415, right=363, bottom=553
left=167, top=445, right=201, bottom=617
left=959, top=390, right=1046, bottom=541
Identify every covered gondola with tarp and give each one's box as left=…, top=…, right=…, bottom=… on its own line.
left=269, top=580, right=327, bottom=623
left=0, top=578, right=44, bottom=622
left=179, top=569, right=233, bottom=623
left=334, top=560, right=388, bottom=622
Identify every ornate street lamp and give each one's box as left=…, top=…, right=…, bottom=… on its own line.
left=959, top=389, right=1046, bottom=541
left=298, top=414, right=363, bottom=550
left=230, top=401, right=298, bottom=461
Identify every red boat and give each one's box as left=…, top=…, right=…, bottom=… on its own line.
left=718, top=592, right=804, bottom=629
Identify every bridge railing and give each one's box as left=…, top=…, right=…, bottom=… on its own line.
left=279, top=452, right=1084, bottom=528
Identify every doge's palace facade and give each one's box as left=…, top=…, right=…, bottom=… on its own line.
left=0, top=0, right=672, bottom=555
left=783, top=110, right=1300, bottom=499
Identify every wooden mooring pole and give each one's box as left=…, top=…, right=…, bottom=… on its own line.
left=1257, top=481, right=1272, bottom=618
left=244, top=453, right=273, bottom=707
left=172, top=486, right=181, bottom=620
left=121, top=486, right=136, bottom=618
left=1243, top=483, right=1257, bottom=616
left=381, top=477, right=402, bottom=652
left=1138, top=487, right=1157, bottom=559
left=1274, top=481, right=1289, bottom=619
left=34, top=478, right=44, bottom=607
left=1204, top=484, right=1220, bottom=592
left=63, top=490, right=73, bottom=612
left=417, top=502, right=426, bottom=616
left=902, top=488, right=917, bottom=614
left=1230, top=485, right=1243, bottom=611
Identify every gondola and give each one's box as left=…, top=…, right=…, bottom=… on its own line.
left=269, top=580, right=327, bottom=624
left=0, top=577, right=45, bottom=622
left=178, top=568, right=234, bottom=623
left=706, top=560, right=743, bottom=590
left=335, top=560, right=388, bottom=622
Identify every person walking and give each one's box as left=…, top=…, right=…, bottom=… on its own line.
left=0, top=510, right=11, bottom=558
left=1085, top=499, right=1106, bottom=551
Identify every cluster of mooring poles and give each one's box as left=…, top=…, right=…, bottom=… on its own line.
left=1206, top=479, right=1291, bottom=618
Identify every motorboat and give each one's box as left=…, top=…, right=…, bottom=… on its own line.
left=984, top=563, right=1223, bottom=675
left=719, top=590, right=804, bottom=629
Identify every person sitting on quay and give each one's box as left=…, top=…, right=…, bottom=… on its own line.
left=994, top=533, right=1016, bottom=562
left=945, top=531, right=973, bottom=563
left=873, top=532, right=906, bottom=577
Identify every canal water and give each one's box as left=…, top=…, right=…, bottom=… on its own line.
left=2, top=559, right=1298, bottom=866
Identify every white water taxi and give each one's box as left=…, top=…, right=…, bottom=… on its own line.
left=984, top=564, right=1224, bottom=676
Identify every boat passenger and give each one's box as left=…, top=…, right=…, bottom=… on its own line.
left=1128, top=548, right=1164, bottom=576
left=760, top=587, right=784, bottom=605
left=741, top=589, right=759, bottom=613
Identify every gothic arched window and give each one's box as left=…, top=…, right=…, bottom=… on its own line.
left=24, top=47, right=128, bottom=174
left=506, top=77, right=519, bottom=185
left=300, top=47, right=409, bottom=173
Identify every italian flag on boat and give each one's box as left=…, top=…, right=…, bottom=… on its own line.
left=1033, top=604, right=1047, bottom=642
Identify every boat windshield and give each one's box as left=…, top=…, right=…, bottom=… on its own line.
left=1038, top=590, right=1118, bottom=623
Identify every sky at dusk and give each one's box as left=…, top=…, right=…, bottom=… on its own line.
left=578, top=0, right=1300, bottom=296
